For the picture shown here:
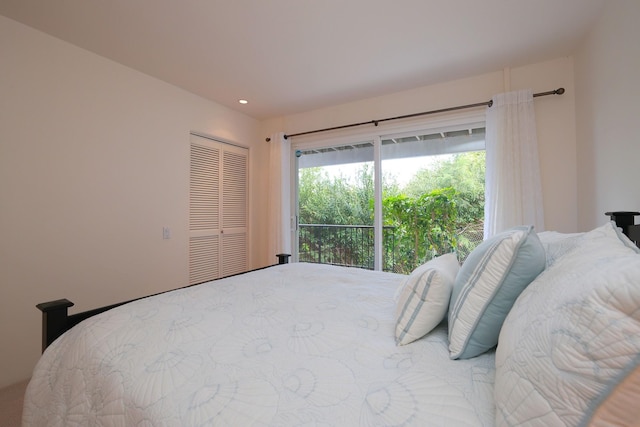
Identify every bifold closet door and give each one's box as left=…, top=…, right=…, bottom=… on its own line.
left=189, top=134, right=248, bottom=284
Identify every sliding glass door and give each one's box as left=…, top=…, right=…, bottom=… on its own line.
left=293, top=120, right=486, bottom=271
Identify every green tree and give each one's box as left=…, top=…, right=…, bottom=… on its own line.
left=404, top=152, right=485, bottom=260
left=382, top=188, right=458, bottom=273
left=298, top=165, right=373, bottom=225
left=405, top=151, right=484, bottom=220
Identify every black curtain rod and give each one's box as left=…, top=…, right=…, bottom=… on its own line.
left=265, top=87, right=565, bottom=142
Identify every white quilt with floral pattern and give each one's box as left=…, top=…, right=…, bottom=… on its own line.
left=24, top=263, right=495, bottom=426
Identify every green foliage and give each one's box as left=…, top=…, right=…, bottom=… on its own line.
left=405, top=151, right=485, bottom=224
left=382, top=188, right=458, bottom=272
left=298, top=164, right=373, bottom=225
left=298, top=152, right=486, bottom=273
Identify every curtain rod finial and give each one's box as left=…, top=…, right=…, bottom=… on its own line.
left=265, top=137, right=271, bottom=142
left=556, top=88, right=565, bottom=95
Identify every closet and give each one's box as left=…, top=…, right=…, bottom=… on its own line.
left=189, top=133, right=248, bottom=284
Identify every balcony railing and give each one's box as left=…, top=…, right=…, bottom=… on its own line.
left=298, top=222, right=484, bottom=273
left=298, top=224, right=397, bottom=271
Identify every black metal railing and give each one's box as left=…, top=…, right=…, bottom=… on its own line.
left=298, top=224, right=397, bottom=271
left=298, top=222, right=484, bottom=273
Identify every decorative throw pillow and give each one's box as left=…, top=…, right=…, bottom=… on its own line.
left=494, top=221, right=640, bottom=427
left=394, top=253, right=459, bottom=345
left=448, top=225, right=545, bottom=359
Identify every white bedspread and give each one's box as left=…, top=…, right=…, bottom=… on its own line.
left=24, top=263, right=495, bottom=426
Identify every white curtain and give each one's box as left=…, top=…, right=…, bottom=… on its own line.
left=484, top=89, right=545, bottom=238
left=268, top=132, right=292, bottom=260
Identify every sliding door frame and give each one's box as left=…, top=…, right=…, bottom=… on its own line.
left=291, top=110, right=486, bottom=270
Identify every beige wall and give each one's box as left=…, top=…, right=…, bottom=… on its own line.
left=0, top=16, right=270, bottom=388
left=574, top=0, right=640, bottom=229
left=262, top=57, right=578, bottom=233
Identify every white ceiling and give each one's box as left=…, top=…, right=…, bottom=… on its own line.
left=0, top=0, right=605, bottom=120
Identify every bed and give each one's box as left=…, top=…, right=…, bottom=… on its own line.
left=23, top=218, right=640, bottom=426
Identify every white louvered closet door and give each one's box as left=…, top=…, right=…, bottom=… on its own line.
left=189, top=134, right=248, bottom=285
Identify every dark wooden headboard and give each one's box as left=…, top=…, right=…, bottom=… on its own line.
left=606, top=211, right=640, bottom=248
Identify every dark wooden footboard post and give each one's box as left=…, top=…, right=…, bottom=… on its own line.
left=36, top=299, right=74, bottom=353
left=276, top=253, right=291, bottom=264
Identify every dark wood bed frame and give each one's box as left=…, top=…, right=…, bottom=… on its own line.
left=36, top=254, right=291, bottom=352
left=606, top=211, right=640, bottom=247
left=35, top=211, right=640, bottom=353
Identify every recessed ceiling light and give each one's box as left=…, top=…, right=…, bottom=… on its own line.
left=238, top=99, right=248, bottom=104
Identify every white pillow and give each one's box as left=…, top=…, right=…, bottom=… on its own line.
left=495, top=222, right=640, bottom=426
left=537, top=230, right=584, bottom=267
left=448, top=225, right=545, bottom=359
left=394, top=253, right=459, bottom=345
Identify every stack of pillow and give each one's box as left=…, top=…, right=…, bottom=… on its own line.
left=394, top=221, right=640, bottom=426
left=394, top=224, right=546, bottom=357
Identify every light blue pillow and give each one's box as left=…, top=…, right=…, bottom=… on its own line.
left=448, top=225, right=545, bottom=359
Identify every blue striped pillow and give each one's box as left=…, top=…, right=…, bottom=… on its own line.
left=394, top=253, right=460, bottom=345
left=448, top=226, right=545, bottom=359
